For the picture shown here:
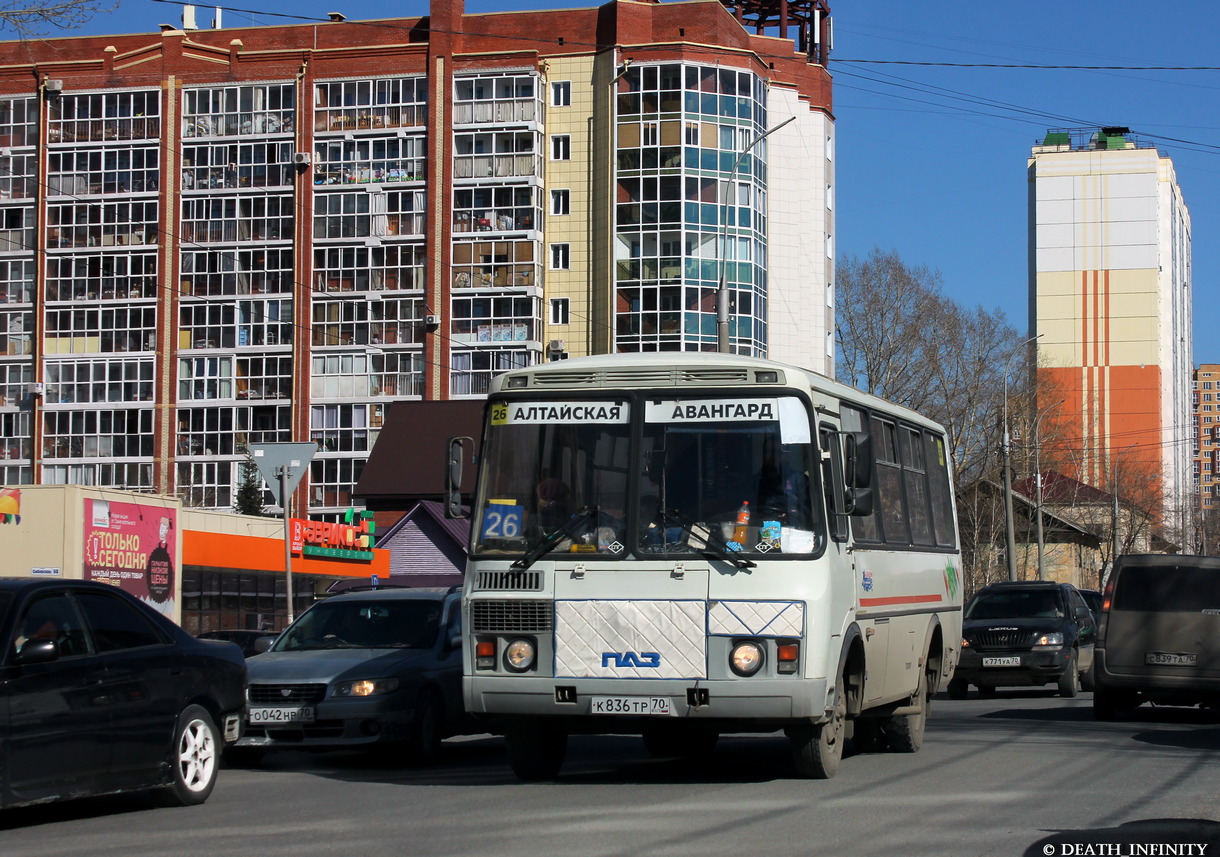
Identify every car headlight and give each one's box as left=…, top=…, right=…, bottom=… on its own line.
left=1033, top=632, right=1064, bottom=648
left=961, top=637, right=971, bottom=648
left=333, top=677, right=401, bottom=697
left=504, top=638, right=536, bottom=672
left=730, top=641, right=764, bottom=676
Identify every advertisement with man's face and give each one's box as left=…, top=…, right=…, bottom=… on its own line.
left=83, top=498, right=177, bottom=618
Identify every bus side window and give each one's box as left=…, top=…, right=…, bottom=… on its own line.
left=819, top=426, right=849, bottom=542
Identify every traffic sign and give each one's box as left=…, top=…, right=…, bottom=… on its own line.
left=249, top=442, right=317, bottom=506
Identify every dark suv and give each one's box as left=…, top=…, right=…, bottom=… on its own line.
left=949, top=581, right=1096, bottom=699
left=1093, top=554, right=1220, bottom=720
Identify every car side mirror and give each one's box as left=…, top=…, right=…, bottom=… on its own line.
left=254, top=635, right=277, bottom=654
left=1075, top=606, right=1092, bottom=622
left=15, top=638, right=59, bottom=665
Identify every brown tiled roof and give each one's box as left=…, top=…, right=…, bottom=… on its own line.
left=355, top=400, right=484, bottom=502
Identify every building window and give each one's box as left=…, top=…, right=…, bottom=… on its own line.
left=550, top=243, right=570, bottom=270
left=551, top=189, right=570, bottom=216
left=450, top=349, right=530, bottom=397
left=451, top=295, right=537, bottom=344
left=313, top=136, right=426, bottom=184
left=48, top=91, right=160, bottom=144
left=182, top=141, right=294, bottom=190
left=453, top=74, right=536, bottom=125
left=46, top=358, right=153, bottom=405
left=450, top=239, right=537, bottom=289
left=453, top=186, right=538, bottom=233
left=551, top=81, right=571, bottom=107
left=550, top=134, right=571, bottom=161
left=315, top=76, right=428, bottom=132
left=549, top=297, right=569, bottom=326
left=184, top=84, right=294, bottom=138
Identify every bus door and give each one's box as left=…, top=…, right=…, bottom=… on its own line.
left=824, top=413, right=889, bottom=704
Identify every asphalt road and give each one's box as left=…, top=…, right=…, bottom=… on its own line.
left=5, top=688, right=1220, bottom=857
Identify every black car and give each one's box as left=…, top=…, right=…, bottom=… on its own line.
left=198, top=629, right=273, bottom=658
left=0, top=577, right=247, bottom=809
left=949, top=581, right=1096, bottom=699
left=232, top=587, right=470, bottom=763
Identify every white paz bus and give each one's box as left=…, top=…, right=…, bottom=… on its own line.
left=452, top=353, right=962, bottom=779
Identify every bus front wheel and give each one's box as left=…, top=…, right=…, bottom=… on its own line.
left=789, top=687, right=846, bottom=779
left=886, top=668, right=929, bottom=753
left=505, top=718, right=567, bottom=782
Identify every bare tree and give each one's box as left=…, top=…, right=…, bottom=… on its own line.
left=835, top=246, right=1023, bottom=482
left=836, top=247, right=1034, bottom=586
left=0, top=0, right=115, bottom=37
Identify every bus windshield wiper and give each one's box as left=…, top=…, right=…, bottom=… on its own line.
left=512, top=506, right=598, bottom=571
left=663, top=508, right=755, bottom=570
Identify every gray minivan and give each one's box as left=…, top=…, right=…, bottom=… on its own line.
left=1093, top=554, right=1220, bottom=720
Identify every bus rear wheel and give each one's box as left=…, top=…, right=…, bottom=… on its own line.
left=505, top=718, right=567, bottom=782
left=789, top=686, right=846, bottom=779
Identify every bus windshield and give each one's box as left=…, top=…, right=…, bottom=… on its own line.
left=471, top=394, right=824, bottom=559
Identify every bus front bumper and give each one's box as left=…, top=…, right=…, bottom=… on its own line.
left=464, top=675, right=829, bottom=726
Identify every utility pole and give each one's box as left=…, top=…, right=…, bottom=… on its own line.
left=1002, top=334, right=1041, bottom=581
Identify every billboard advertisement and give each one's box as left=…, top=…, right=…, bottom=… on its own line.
left=83, top=498, right=177, bottom=618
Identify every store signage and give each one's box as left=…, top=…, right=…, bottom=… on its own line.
left=290, top=509, right=375, bottom=561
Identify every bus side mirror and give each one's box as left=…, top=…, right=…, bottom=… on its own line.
left=843, top=431, right=874, bottom=517
left=445, top=436, right=472, bottom=519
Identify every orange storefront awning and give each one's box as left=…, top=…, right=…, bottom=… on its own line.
left=184, top=529, right=390, bottom=578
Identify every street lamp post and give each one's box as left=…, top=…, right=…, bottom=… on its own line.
left=717, top=115, right=794, bottom=354
left=1002, top=334, right=1041, bottom=581
left=1031, top=399, right=1063, bottom=581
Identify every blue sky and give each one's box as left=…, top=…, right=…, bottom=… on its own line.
left=46, top=0, right=1220, bottom=361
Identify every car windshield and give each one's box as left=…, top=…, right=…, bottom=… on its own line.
left=272, top=599, right=442, bottom=651
left=966, top=590, right=1064, bottom=620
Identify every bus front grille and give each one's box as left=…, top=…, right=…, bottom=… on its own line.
left=472, top=599, right=552, bottom=633
left=476, top=569, right=542, bottom=591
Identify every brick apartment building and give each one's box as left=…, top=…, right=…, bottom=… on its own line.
left=0, top=0, right=834, bottom=517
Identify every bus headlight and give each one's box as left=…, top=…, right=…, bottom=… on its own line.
left=504, top=638, right=536, bottom=672
left=730, top=641, right=764, bottom=676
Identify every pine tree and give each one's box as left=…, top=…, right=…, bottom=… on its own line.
left=234, top=448, right=266, bottom=517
